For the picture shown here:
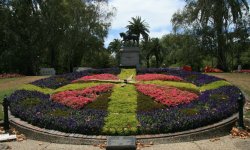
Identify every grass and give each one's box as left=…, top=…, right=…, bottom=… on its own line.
left=0, top=76, right=46, bottom=120
left=208, top=73, right=250, bottom=99
left=143, top=80, right=199, bottom=92
left=137, top=92, right=165, bottom=112
left=19, top=84, right=54, bottom=94
left=84, top=92, right=111, bottom=110
left=118, top=69, right=136, bottom=80
left=144, top=80, right=232, bottom=93
left=0, top=77, right=22, bottom=84
left=103, top=84, right=138, bottom=135
left=103, top=69, right=139, bottom=135
left=53, top=82, right=101, bottom=93
left=20, top=98, right=41, bottom=107
left=245, top=111, right=250, bottom=118
left=199, top=80, right=232, bottom=92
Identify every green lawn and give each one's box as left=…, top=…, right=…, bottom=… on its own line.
left=0, top=77, right=21, bottom=84
left=0, top=76, right=46, bottom=120
left=207, top=73, right=250, bottom=99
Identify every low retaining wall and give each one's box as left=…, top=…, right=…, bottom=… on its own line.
left=9, top=112, right=238, bottom=145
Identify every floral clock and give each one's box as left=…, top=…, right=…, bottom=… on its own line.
left=8, top=68, right=240, bottom=135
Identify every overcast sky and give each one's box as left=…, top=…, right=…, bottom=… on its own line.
left=104, top=0, right=186, bottom=47
left=104, top=0, right=250, bottom=47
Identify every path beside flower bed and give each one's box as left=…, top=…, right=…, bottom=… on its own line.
left=207, top=73, right=250, bottom=120
left=207, top=73, right=250, bottom=99
left=103, top=69, right=139, bottom=134
left=0, top=76, right=46, bottom=120
left=0, top=76, right=47, bottom=91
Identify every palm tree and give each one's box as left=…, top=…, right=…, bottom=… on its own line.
left=185, top=0, right=249, bottom=71
left=126, top=16, right=150, bottom=42
left=108, top=39, right=122, bottom=65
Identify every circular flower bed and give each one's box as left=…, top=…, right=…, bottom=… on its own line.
left=8, top=68, right=241, bottom=135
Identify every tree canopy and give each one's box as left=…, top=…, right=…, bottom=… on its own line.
left=171, top=0, right=250, bottom=71
left=126, top=16, right=150, bottom=42
left=0, top=0, right=114, bottom=75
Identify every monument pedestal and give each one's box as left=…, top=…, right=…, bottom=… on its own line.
left=120, top=47, right=140, bottom=67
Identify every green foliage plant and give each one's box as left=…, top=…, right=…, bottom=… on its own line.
left=103, top=69, right=139, bottom=135
left=53, top=82, right=101, bottom=93
left=47, top=109, right=71, bottom=117
left=199, top=80, right=231, bottom=92
left=103, top=84, right=138, bottom=135
left=118, top=69, right=136, bottom=80
left=19, top=84, right=54, bottom=94
left=20, top=98, right=41, bottom=107
left=143, top=80, right=199, bottom=93
left=137, top=92, right=165, bottom=112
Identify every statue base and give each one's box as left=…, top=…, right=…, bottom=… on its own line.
left=120, top=47, right=140, bottom=67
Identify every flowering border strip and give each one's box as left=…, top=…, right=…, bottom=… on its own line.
left=72, top=74, right=118, bottom=83
left=31, top=68, right=120, bottom=89
left=136, top=84, right=198, bottom=107
left=143, top=80, right=199, bottom=92
left=51, top=84, right=113, bottom=109
left=136, top=68, right=222, bottom=86
left=136, top=74, right=183, bottom=81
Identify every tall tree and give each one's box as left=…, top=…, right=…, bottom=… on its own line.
left=108, top=39, right=122, bottom=65
left=126, top=16, right=150, bottom=42
left=0, top=0, right=114, bottom=74
left=172, top=0, right=249, bottom=71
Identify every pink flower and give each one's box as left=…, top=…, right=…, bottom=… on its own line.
left=51, top=84, right=113, bottom=109
left=72, top=74, right=118, bottom=83
left=135, top=84, right=198, bottom=107
left=136, top=74, right=183, bottom=81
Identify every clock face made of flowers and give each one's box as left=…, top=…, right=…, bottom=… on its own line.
left=8, top=68, right=240, bottom=135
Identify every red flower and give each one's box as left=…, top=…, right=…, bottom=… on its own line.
left=182, top=65, right=192, bottom=71
left=136, top=74, right=183, bottom=81
left=239, top=69, right=250, bottom=73
left=51, top=84, right=113, bottom=109
left=72, top=74, right=118, bottom=83
left=135, top=84, right=198, bottom=107
left=204, top=66, right=223, bottom=73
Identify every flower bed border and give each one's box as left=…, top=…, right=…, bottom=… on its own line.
left=9, top=111, right=237, bottom=145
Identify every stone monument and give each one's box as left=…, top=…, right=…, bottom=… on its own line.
left=120, top=47, right=140, bottom=67
left=119, top=32, right=140, bottom=67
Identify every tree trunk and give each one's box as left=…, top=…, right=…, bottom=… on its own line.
left=50, top=44, right=56, bottom=68
left=215, top=1, right=228, bottom=71
left=155, top=53, right=159, bottom=68
left=146, top=54, right=150, bottom=68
